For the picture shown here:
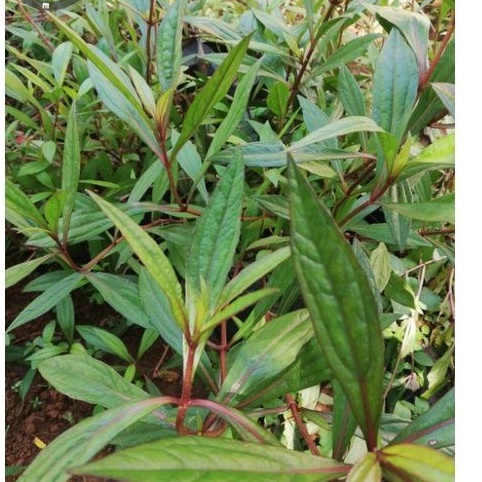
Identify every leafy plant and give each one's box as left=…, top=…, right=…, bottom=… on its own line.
left=6, top=0, right=454, bottom=480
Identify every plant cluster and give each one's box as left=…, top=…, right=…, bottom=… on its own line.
left=6, top=0, right=455, bottom=480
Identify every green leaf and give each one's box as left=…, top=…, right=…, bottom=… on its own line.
left=27, top=203, right=146, bottom=248
left=400, top=133, right=454, bottom=180
left=128, top=65, right=157, bottom=118
left=45, top=190, right=67, bottom=233
left=172, top=33, right=254, bottom=158
left=48, top=16, right=161, bottom=154
left=379, top=443, right=454, bottom=482
left=76, top=325, right=134, bottom=363
left=219, top=246, right=291, bottom=306
left=313, top=34, right=380, bottom=75
left=253, top=337, right=332, bottom=406
left=16, top=398, right=171, bottom=482
left=383, top=194, right=454, bottom=224
left=347, top=453, right=381, bottom=482
left=6, top=179, right=47, bottom=229
left=369, top=243, right=392, bottom=292
left=288, top=160, right=384, bottom=450
left=372, top=28, right=419, bottom=144
left=191, top=399, right=280, bottom=445
left=128, top=159, right=165, bottom=203
left=206, top=61, right=261, bottom=159
left=332, top=379, right=358, bottom=461
left=138, top=267, right=182, bottom=353
left=56, top=295, right=75, bottom=344
left=267, top=81, right=290, bottom=118
left=157, top=0, right=186, bottom=91
left=206, top=288, right=278, bottom=332
left=390, top=388, right=454, bottom=449
left=170, top=130, right=209, bottom=203
left=5, top=254, right=53, bottom=289
left=383, top=181, right=412, bottom=252
left=88, top=58, right=160, bottom=157
left=52, top=41, right=73, bottom=86
left=85, top=272, right=152, bottom=330
left=431, top=83, right=455, bottom=118
left=7, top=272, right=84, bottom=333
left=41, top=140, right=57, bottom=163
left=218, top=310, right=314, bottom=406
left=408, top=39, right=454, bottom=135
left=38, top=355, right=156, bottom=411
left=367, top=5, right=430, bottom=76
left=289, top=116, right=383, bottom=152
left=186, top=155, right=244, bottom=311
left=384, top=272, right=417, bottom=310
left=72, top=436, right=349, bottom=482
left=61, top=102, right=81, bottom=241
left=88, top=192, right=187, bottom=329
left=338, top=65, right=366, bottom=117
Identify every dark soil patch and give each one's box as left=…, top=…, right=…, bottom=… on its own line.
left=5, top=273, right=183, bottom=481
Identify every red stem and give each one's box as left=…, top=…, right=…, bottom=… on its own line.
left=418, top=13, right=455, bottom=91
left=285, top=393, right=320, bottom=456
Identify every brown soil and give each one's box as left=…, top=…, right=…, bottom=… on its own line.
left=5, top=273, right=183, bottom=481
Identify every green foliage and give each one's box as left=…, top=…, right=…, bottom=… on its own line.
left=5, top=0, right=454, bottom=480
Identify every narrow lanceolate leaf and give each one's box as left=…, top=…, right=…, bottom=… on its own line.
left=6, top=254, right=53, bottom=289
left=332, top=379, right=358, bottom=461
left=408, top=39, right=454, bottom=135
left=347, top=453, right=381, bottom=482
left=206, top=61, right=261, bottom=159
left=186, top=155, right=244, bottom=311
left=288, top=160, right=384, bottom=450
left=217, top=310, right=314, bottom=406
left=61, top=102, right=81, bottom=242
left=391, top=388, right=454, bottom=449
left=76, top=325, right=134, bottom=363
left=367, top=5, right=430, bottom=76
left=85, top=272, right=152, bottom=330
left=38, top=355, right=151, bottom=411
left=72, top=436, right=349, bottom=482
left=338, top=65, right=366, bottom=117
left=6, top=179, right=47, bottom=229
left=431, top=82, right=455, bottom=118
left=172, top=33, right=254, bottom=158
left=383, top=182, right=412, bottom=253
left=88, top=59, right=160, bottom=157
left=372, top=28, right=419, bottom=145
left=379, top=444, right=455, bottom=482
left=48, top=15, right=161, bottom=157
left=383, top=194, right=454, bottom=224
left=253, top=337, right=332, bottom=406
left=156, top=0, right=186, bottom=91
left=191, top=399, right=280, bottom=445
left=7, top=272, right=84, bottom=333
left=289, top=116, right=383, bottom=152
left=313, top=34, right=380, bottom=75
left=52, top=41, right=73, bottom=86
left=16, top=398, right=171, bottom=482
left=219, top=246, right=291, bottom=305
left=400, top=133, right=454, bottom=180
left=88, top=192, right=187, bottom=329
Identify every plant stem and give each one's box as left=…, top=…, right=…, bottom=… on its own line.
left=145, top=0, right=157, bottom=84
left=159, top=135, right=185, bottom=210
left=18, top=2, right=54, bottom=52
left=285, top=393, right=320, bottom=456
left=418, top=13, right=455, bottom=91
left=176, top=340, right=197, bottom=434
left=338, top=179, right=392, bottom=228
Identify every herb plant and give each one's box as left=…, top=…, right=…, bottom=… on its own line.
left=6, top=0, right=455, bottom=480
